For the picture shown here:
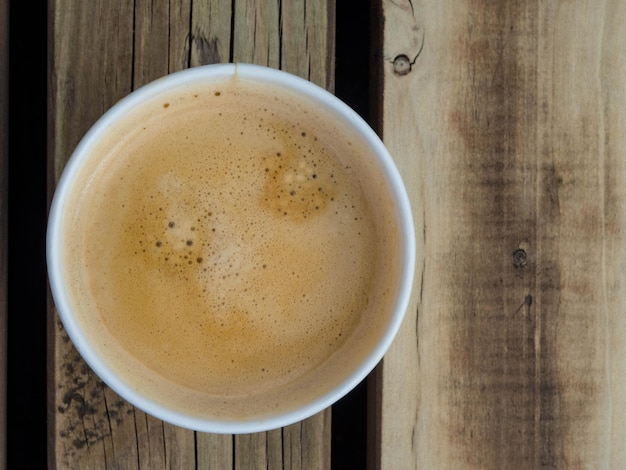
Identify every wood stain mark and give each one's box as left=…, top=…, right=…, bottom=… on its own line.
left=192, top=33, right=223, bottom=65
left=55, top=328, right=137, bottom=456
left=443, top=2, right=564, bottom=467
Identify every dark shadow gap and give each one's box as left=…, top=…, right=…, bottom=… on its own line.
left=7, top=0, right=49, bottom=468
left=331, top=1, right=371, bottom=469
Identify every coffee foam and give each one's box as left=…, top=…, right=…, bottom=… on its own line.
left=61, top=77, right=401, bottom=420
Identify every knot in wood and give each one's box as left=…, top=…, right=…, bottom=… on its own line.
left=512, top=249, right=528, bottom=269
left=393, top=54, right=412, bottom=76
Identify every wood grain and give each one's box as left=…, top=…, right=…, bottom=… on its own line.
left=0, top=0, right=7, bottom=467
left=48, top=1, right=334, bottom=468
left=375, top=0, right=626, bottom=468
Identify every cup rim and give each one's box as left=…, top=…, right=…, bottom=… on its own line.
left=47, top=63, right=416, bottom=434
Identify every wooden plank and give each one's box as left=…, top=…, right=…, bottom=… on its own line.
left=375, top=0, right=626, bottom=468
left=48, top=1, right=335, bottom=468
left=0, top=0, right=7, bottom=466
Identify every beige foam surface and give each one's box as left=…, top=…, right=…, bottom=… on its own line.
left=63, top=80, right=392, bottom=412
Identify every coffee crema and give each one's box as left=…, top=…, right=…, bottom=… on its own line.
left=61, top=75, right=400, bottom=420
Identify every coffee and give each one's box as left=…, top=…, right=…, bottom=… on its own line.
left=56, top=70, right=404, bottom=422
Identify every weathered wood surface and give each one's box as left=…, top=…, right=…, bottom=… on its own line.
left=376, top=0, right=626, bottom=468
left=48, top=1, right=334, bottom=468
left=0, top=0, right=7, bottom=467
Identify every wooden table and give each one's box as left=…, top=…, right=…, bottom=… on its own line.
left=39, top=0, right=626, bottom=468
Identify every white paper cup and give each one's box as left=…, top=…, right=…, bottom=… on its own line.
left=47, top=63, right=415, bottom=434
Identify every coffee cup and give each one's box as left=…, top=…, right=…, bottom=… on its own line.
left=47, top=63, right=415, bottom=433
